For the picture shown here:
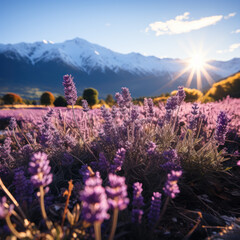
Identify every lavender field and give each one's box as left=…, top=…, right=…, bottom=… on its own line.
left=0, top=75, right=240, bottom=240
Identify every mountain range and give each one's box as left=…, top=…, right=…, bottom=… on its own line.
left=0, top=37, right=239, bottom=99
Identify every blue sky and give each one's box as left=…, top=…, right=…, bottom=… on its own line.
left=1, top=0, right=240, bottom=60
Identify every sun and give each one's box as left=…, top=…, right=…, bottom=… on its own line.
left=154, top=45, right=218, bottom=94
left=189, top=53, right=206, bottom=71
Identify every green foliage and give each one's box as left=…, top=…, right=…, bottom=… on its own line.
left=3, top=93, right=23, bottom=104
left=54, top=96, right=67, bottom=107
left=83, top=88, right=99, bottom=106
left=105, top=94, right=115, bottom=107
left=40, top=91, right=55, bottom=106
left=171, top=88, right=203, bottom=102
left=202, top=72, right=240, bottom=102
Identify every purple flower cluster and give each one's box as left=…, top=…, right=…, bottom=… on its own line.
left=163, top=170, right=182, bottom=198
left=215, top=111, right=229, bottom=145
left=9, top=117, right=17, bottom=130
left=110, top=148, right=126, bottom=172
left=81, top=99, right=89, bottom=112
left=148, top=192, right=162, bottom=227
left=63, top=74, right=77, bottom=105
left=105, top=174, right=129, bottom=210
left=161, top=149, right=181, bottom=170
left=28, top=152, right=53, bottom=188
left=176, top=86, right=186, bottom=105
left=165, top=96, right=178, bottom=111
left=115, top=87, right=132, bottom=108
left=13, top=169, right=33, bottom=204
left=147, top=141, right=157, bottom=155
left=80, top=173, right=109, bottom=223
left=0, top=137, right=12, bottom=161
left=132, top=182, right=144, bottom=223
left=0, top=197, right=14, bottom=219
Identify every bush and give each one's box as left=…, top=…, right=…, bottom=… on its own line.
left=40, top=92, right=55, bottom=106
left=3, top=93, right=23, bottom=104
left=83, top=88, right=99, bottom=107
left=202, top=72, right=240, bottom=102
left=171, top=88, right=203, bottom=102
left=54, top=96, right=67, bottom=107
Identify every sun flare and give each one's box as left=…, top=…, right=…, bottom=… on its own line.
left=189, top=53, right=206, bottom=70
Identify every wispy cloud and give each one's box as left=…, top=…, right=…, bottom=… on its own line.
left=224, top=12, right=236, bottom=19
left=217, top=42, right=240, bottom=53
left=146, top=12, right=235, bottom=36
left=231, top=29, right=240, bottom=34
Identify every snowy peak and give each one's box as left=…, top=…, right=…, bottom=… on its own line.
left=0, top=37, right=239, bottom=77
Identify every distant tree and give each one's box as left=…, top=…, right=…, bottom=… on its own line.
left=32, top=100, right=37, bottom=105
left=105, top=94, right=115, bottom=107
left=83, top=88, right=99, bottom=107
left=54, top=96, right=67, bottom=107
left=76, top=96, right=83, bottom=106
left=3, top=93, right=23, bottom=104
left=40, top=91, right=55, bottom=106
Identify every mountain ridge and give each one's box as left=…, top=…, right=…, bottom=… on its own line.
left=0, top=37, right=239, bottom=98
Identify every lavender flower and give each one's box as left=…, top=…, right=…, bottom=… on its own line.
left=176, top=86, right=186, bottom=105
left=191, top=103, right=199, bottom=115
left=105, top=174, right=129, bottom=210
left=9, top=117, right=17, bottom=130
left=161, top=149, right=181, bottom=170
left=148, top=192, right=162, bottom=227
left=215, top=111, right=229, bottom=145
left=28, top=152, right=53, bottom=188
left=13, top=169, right=33, bottom=204
left=0, top=137, right=12, bottom=161
left=0, top=197, right=14, bottom=219
left=147, top=98, right=154, bottom=118
left=79, top=165, right=91, bottom=183
left=163, top=170, right=182, bottom=199
left=101, top=105, right=114, bottom=138
left=110, top=148, right=126, bottom=172
left=121, top=87, right=132, bottom=108
left=80, top=174, right=109, bottom=223
left=147, top=141, right=157, bottom=155
left=82, top=99, right=89, bottom=112
left=98, top=152, right=110, bottom=172
left=63, top=74, right=77, bottom=105
left=115, top=87, right=132, bottom=108
left=132, top=209, right=144, bottom=224
left=132, top=182, right=144, bottom=223
left=165, top=96, right=178, bottom=111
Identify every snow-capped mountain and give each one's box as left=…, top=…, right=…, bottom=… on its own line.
left=0, top=38, right=239, bottom=98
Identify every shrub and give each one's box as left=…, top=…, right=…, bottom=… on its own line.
left=3, top=93, right=23, bottom=104
left=171, top=88, right=203, bottom=102
left=54, top=96, right=67, bottom=107
left=40, top=91, right=55, bottom=106
left=83, top=88, right=99, bottom=107
left=202, top=72, right=240, bottom=102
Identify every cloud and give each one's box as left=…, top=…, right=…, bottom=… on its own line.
left=146, top=12, right=234, bottom=36
left=217, top=42, right=240, bottom=53
left=105, top=23, right=111, bottom=27
left=224, top=12, right=236, bottom=19
left=232, top=29, right=240, bottom=34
